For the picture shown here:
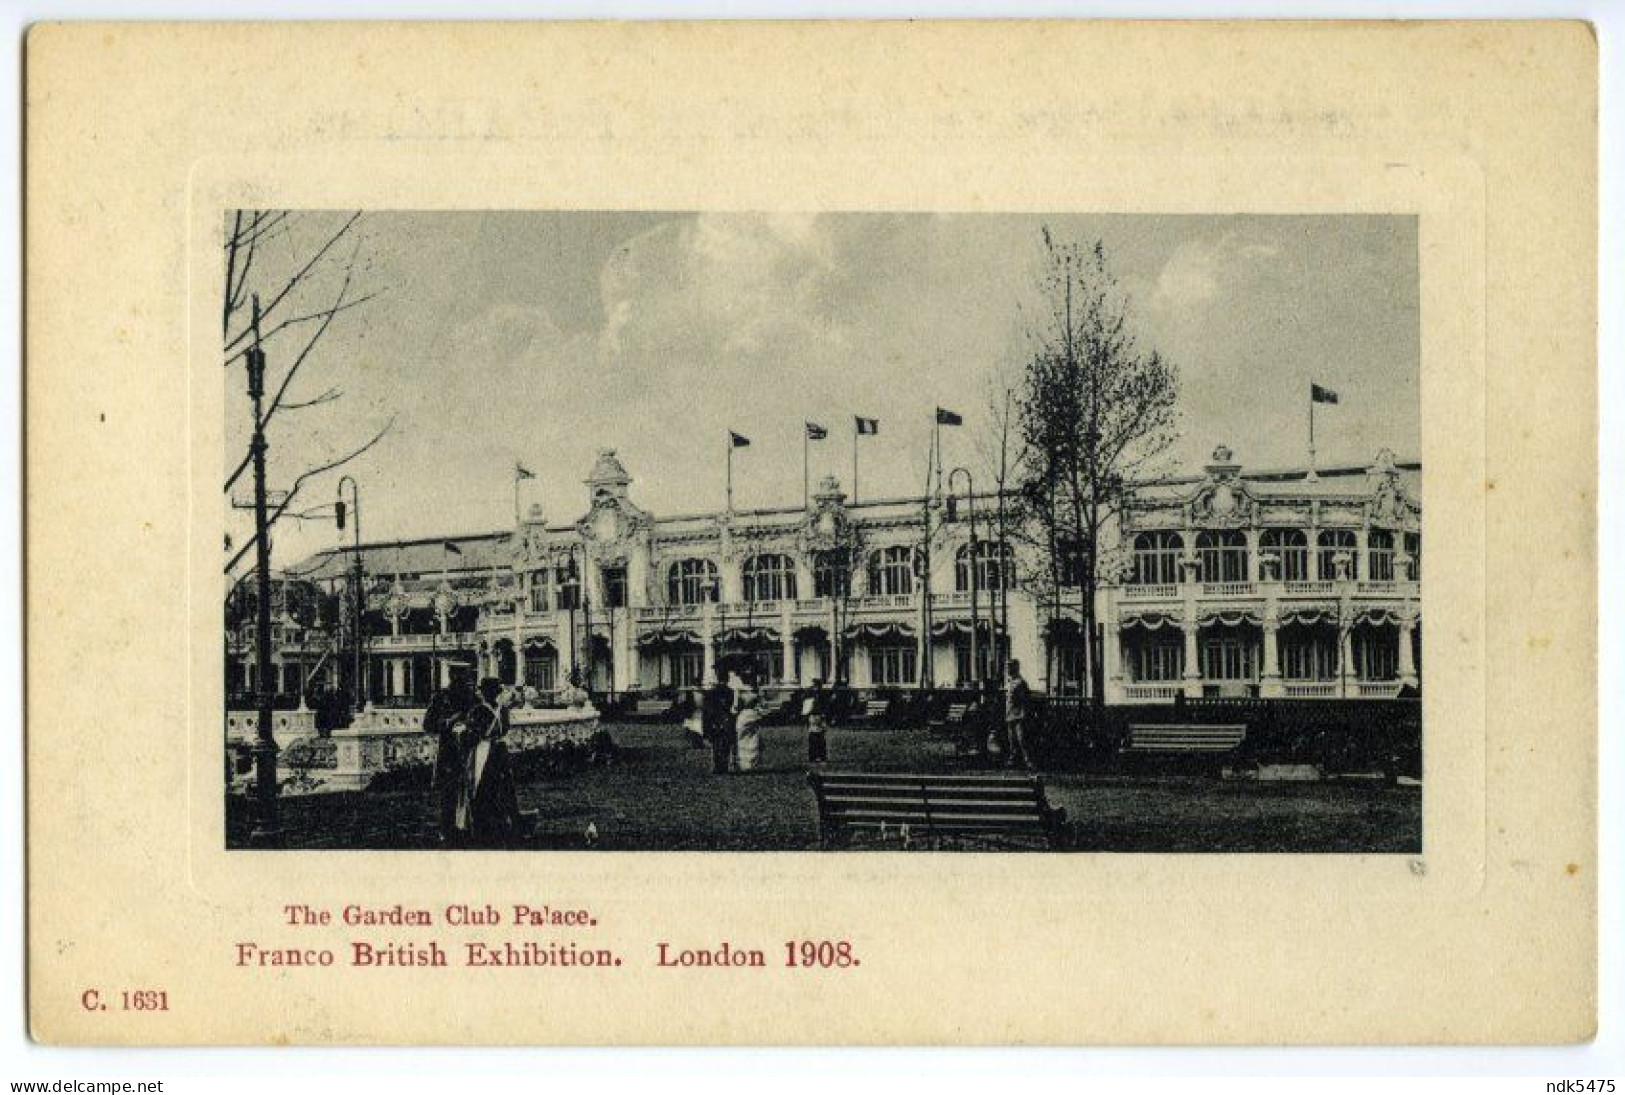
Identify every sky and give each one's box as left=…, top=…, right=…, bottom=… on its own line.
left=223, top=211, right=1420, bottom=572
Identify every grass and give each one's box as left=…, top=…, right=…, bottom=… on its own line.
left=231, top=719, right=1420, bottom=853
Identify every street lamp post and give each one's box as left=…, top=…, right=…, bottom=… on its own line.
left=245, top=297, right=279, bottom=845
left=948, top=467, right=980, bottom=687
left=566, top=546, right=581, bottom=688
left=335, top=475, right=366, bottom=718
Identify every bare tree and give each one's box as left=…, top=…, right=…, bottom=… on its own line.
left=221, top=210, right=392, bottom=577
left=1014, top=229, right=1180, bottom=706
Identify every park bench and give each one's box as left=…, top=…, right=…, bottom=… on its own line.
left=926, top=702, right=971, bottom=736
left=852, top=698, right=891, bottom=725
left=807, top=771, right=1070, bottom=850
left=1123, top=723, right=1247, bottom=754
left=628, top=698, right=674, bottom=721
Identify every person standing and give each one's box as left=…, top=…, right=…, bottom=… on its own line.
left=457, top=677, right=523, bottom=847
left=1003, top=658, right=1035, bottom=771
left=701, top=664, right=736, bottom=776
left=733, top=672, right=763, bottom=771
left=426, top=682, right=472, bottom=843
left=804, top=678, right=830, bottom=764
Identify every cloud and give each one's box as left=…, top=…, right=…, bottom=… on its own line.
left=1151, top=232, right=1281, bottom=312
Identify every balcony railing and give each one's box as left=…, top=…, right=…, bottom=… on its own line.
left=1122, top=584, right=1178, bottom=600
left=1201, top=581, right=1257, bottom=597
left=371, top=631, right=476, bottom=650
left=855, top=594, right=915, bottom=610
left=1356, top=680, right=1402, bottom=698
left=1283, top=580, right=1336, bottom=595
left=1357, top=581, right=1399, bottom=595
left=1124, top=683, right=1180, bottom=701
left=1283, top=681, right=1337, bottom=698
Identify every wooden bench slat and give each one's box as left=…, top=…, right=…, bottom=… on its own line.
left=814, top=773, right=1046, bottom=786
left=822, top=800, right=1050, bottom=815
left=808, top=770, right=1067, bottom=850
left=1125, top=723, right=1246, bottom=754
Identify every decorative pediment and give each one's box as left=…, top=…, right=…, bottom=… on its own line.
left=801, top=474, right=858, bottom=554
left=1365, top=470, right=1419, bottom=527
left=1187, top=477, right=1257, bottom=528
left=576, top=493, right=649, bottom=560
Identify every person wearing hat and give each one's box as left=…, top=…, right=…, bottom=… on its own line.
left=455, top=677, right=523, bottom=847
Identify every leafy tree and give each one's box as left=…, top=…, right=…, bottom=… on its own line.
left=1014, top=230, right=1179, bottom=704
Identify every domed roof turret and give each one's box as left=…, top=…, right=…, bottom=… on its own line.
left=585, top=448, right=631, bottom=489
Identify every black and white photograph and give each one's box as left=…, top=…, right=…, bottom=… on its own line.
left=223, top=210, right=1423, bottom=853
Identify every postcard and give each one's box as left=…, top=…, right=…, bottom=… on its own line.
left=24, top=20, right=1596, bottom=1044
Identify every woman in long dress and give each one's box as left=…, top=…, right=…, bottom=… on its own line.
left=733, top=675, right=764, bottom=771
left=456, top=678, right=523, bottom=848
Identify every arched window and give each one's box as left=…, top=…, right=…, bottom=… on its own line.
left=1367, top=529, right=1396, bottom=582
left=812, top=549, right=851, bottom=599
left=1131, top=531, right=1183, bottom=586
left=666, top=558, right=719, bottom=605
left=742, top=553, right=797, bottom=603
left=1317, top=530, right=1358, bottom=581
left=1260, top=528, right=1309, bottom=582
left=867, top=546, right=915, bottom=596
left=1196, top=530, right=1248, bottom=583
left=956, top=541, right=1015, bottom=592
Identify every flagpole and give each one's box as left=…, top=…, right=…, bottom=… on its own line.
left=803, top=428, right=809, bottom=512
left=1308, top=387, right=1318, bottom=482
left=934, top=415, right=942, bottom=500
left=852, top=424, right=859, bottom=504
left=727, top=434, right=734, bottom=514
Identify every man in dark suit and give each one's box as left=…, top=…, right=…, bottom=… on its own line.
left=701, top=664, right=736, bottom=775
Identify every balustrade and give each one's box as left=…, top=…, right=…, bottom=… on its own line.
left=1201, top=581, right=1257, bottom=597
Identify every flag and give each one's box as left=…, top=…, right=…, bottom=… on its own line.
left=805, top=421, right=828, bottom=441
left=855, top=416, right=880, bottom=435
left=730, top=431, right=751, bottom=448
left=515, top=462, right=536, bottom=480
left=935, top=407, right=963, bottom=426
left=1311, top=384, right=1339, bottom=405
left=442, top=541, right=463, bottom=555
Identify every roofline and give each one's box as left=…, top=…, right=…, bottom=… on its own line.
left=310, top=457, right=1421, bottom=558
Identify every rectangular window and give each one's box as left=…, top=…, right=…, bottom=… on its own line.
left=1200, top=636, right=1257, bottom=681
left=1054, top=643, right=1085, bottom=694
left=524, top=651, right=556, bottom=691
left=1355, top=632, right=1398, bottom=681
left=741, top=648, right=782, bottom=684
left=1281, top=635, right=1336, bottom=680
left=868, top=643, right=917, bottom=686
left=672, top=650, right=704, bottom=688
left=529, top=572, right=550, bottom=613
left=555, top=574, right=580, bottom=610
left=602, top=566, right=628, bottom=609
left=1404, top=532, right=1421, bottom=581
left=1131, top=641, right=1183, bottom=682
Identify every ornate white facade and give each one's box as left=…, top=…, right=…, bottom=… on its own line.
left=235, top=445, right=1421, bottom=706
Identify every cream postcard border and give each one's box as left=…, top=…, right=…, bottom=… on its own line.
left=25, top=23, right=1592, bottom=1047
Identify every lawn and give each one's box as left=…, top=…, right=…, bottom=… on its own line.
left=232, top=720, right=1421, bottom=853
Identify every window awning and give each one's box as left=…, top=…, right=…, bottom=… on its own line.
left=636, top=628, right=702, bottom=649
left=843, top=621, right=915, bottom=641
